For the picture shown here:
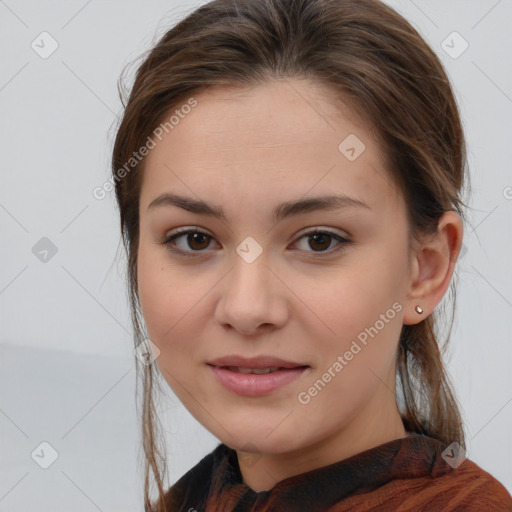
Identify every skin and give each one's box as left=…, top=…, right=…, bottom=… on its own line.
left=136, top=78, right=463, bottom=492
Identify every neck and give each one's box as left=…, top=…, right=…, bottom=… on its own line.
left=237, top=379, right=407, bottom=492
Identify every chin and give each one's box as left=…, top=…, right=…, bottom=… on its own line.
left=221, top=430, right=301, bottom=455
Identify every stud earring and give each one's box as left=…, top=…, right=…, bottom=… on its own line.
left=415, top=305, right=423, bottom=314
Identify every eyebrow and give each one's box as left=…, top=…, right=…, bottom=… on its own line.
left=147, top=192, right=371, bottom=222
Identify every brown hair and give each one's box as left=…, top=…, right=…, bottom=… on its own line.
left=110, top=0, right=470, bottom=509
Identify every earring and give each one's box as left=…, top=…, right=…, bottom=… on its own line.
left=415, top=305, right=423, bottom=314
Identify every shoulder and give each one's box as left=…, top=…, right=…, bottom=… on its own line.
left=331, top=436, right=512, bottom=512
left=163, top=442, right=229, bottom=511
left=402, top=435, right=512, bottom=510
left=404, top=437, right=512, bottom=511
left=373, top=457, right=512, bottom=512
left=433, top=458, right=512, bottom=511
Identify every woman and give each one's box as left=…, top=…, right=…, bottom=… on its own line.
left=111, top=0, right=512, bottom=510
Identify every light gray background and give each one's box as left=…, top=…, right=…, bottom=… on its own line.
left=1, top=0, right=511, bottom=510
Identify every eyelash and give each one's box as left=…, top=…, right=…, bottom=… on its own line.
left=161, top=227, right=351, bottom=258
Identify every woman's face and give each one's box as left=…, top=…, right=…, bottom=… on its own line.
left=137, top=79, right=413, bottom=460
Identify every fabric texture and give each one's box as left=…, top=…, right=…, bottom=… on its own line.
left=163, top=434, right=512, bottom=511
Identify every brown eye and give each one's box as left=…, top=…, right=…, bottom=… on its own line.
left=163, top=228, right=216, bottom=256
left=183, top=232, right=211, bottom=250
left=294, top=229, right=351, bottom=255
left=307, top=232, right=333, bottom=252
left=162, top=227, right=351, bottom=259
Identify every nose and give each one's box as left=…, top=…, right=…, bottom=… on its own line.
left=214, top=255, right=288, bottom=336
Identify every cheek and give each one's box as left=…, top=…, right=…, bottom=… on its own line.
left=136, top=245, right=209, bottom=372
left=300, top=269, right=384, bottom=334
left=306, top=264, right=403, bottom=374
left=137, top=246, right=183, bottom=344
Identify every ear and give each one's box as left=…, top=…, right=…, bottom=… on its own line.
left=403, top=211, right=464, bottom=325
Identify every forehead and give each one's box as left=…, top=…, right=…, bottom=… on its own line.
left=139, top=79, right=402, bottom=218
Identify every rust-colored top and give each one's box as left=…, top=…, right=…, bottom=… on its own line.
left=163, top=434, right=512, bottom=511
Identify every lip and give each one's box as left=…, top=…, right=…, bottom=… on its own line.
left=208, top=365, right=310, bottom=396
left=207, top=354, right=308, bottom=369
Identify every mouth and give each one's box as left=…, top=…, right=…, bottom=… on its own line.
left=207, top=363, right=311, bottom=396
left=211, top=365, right=309, bottom=374
left=207, top=354, right=310, bottom=370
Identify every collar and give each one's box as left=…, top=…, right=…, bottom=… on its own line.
left=208, top=434, right=454, bottom=510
